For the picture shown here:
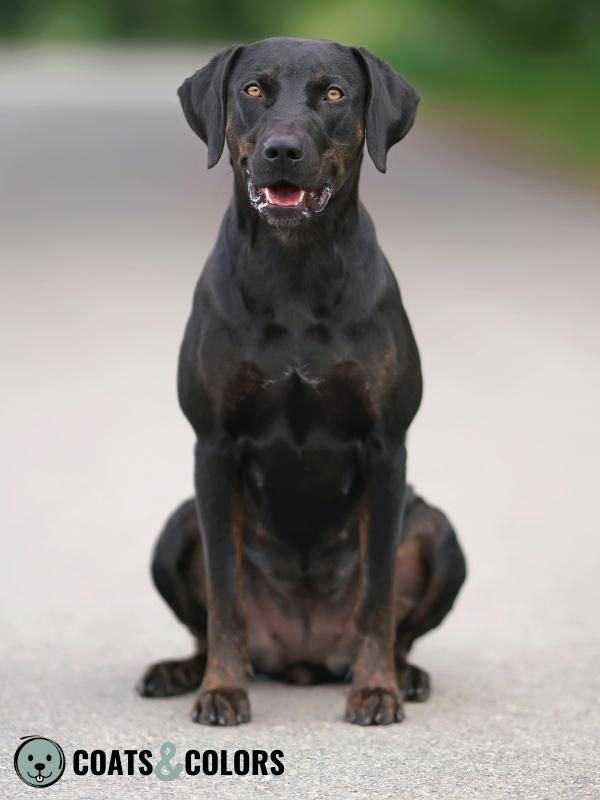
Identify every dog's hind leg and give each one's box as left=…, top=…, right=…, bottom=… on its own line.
left=393, top=488, right=467, bottom=702
left=137, top=499, right=208, bottom=698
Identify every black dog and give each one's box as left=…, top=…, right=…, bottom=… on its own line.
left=138, top=37, right=466, bottom=726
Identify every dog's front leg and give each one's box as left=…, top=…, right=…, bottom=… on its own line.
left=191, top=438, right=250, bottom=725
left=346, top=440, right=406, bottom=725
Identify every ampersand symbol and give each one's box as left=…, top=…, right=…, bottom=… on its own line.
left=155, top=741, right=183, bottom=782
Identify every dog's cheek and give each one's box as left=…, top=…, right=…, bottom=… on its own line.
left=323, top=141, right=360, bottom=184
left=226, top=114, right=255, bottom=165
left=356, top=119, right=365, bottom=151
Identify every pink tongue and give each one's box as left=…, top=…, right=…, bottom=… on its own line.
left=266, top=182, right=304, bottom=207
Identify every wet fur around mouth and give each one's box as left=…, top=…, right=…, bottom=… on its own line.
left=246, top=174, right=333, bottom=227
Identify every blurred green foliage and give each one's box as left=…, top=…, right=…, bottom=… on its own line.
left=1, top=0, right=597, bottom=50
left=0, top=0, right=289, bottom=40
left=1, top=0, right=598, bottom=171
left=445, top=0, right=598, bottom=51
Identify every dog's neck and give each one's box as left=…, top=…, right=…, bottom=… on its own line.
left=222, top=163, right=374, bottom=313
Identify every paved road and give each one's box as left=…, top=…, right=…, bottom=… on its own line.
left=1, top=48, right=599, bottom=799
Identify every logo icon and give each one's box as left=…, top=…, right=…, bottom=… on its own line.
left=14, top=736, right=66, bottom=788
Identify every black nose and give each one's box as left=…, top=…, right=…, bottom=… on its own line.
left=263, top=133, right=303, bottom=165
left=34, top=763, right=45, bottom=771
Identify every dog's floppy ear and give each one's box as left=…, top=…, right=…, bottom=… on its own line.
left=178, top=45, right=244, bottom=168
left=352, top=47, right=420, bottom=173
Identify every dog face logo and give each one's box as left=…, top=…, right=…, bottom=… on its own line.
left=14, top=736, right=66, bottom=788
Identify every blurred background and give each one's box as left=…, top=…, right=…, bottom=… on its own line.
left=1, top=3, right=599, bottom=799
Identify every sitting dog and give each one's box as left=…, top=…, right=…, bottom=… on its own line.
left=138, top=37, right=466, bottom=726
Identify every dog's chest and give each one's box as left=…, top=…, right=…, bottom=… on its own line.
left=220, top=309, right=396, bottom=440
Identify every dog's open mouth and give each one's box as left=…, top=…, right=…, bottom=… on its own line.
left=265, top=181, right=305, bottom=207
left=247, top=177, right=332, bottom=217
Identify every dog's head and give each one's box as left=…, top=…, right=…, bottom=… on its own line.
left=178, top=37, right=419, bottom=228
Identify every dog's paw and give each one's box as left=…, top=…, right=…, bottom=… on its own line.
left=136, top=655, right=205, bottom=698
left=345, top=686, right=404, bottom=725
left=191, top=686, right=251, bottom=725
left=399, top=663, right=431, bottom=702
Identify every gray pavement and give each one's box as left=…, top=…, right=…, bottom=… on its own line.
left=1, top=47, right=599, bottom=799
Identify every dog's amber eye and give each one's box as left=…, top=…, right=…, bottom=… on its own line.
left=244, top=83, right=262, bottom=98
left=325, top=86, right=344, bottom=102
